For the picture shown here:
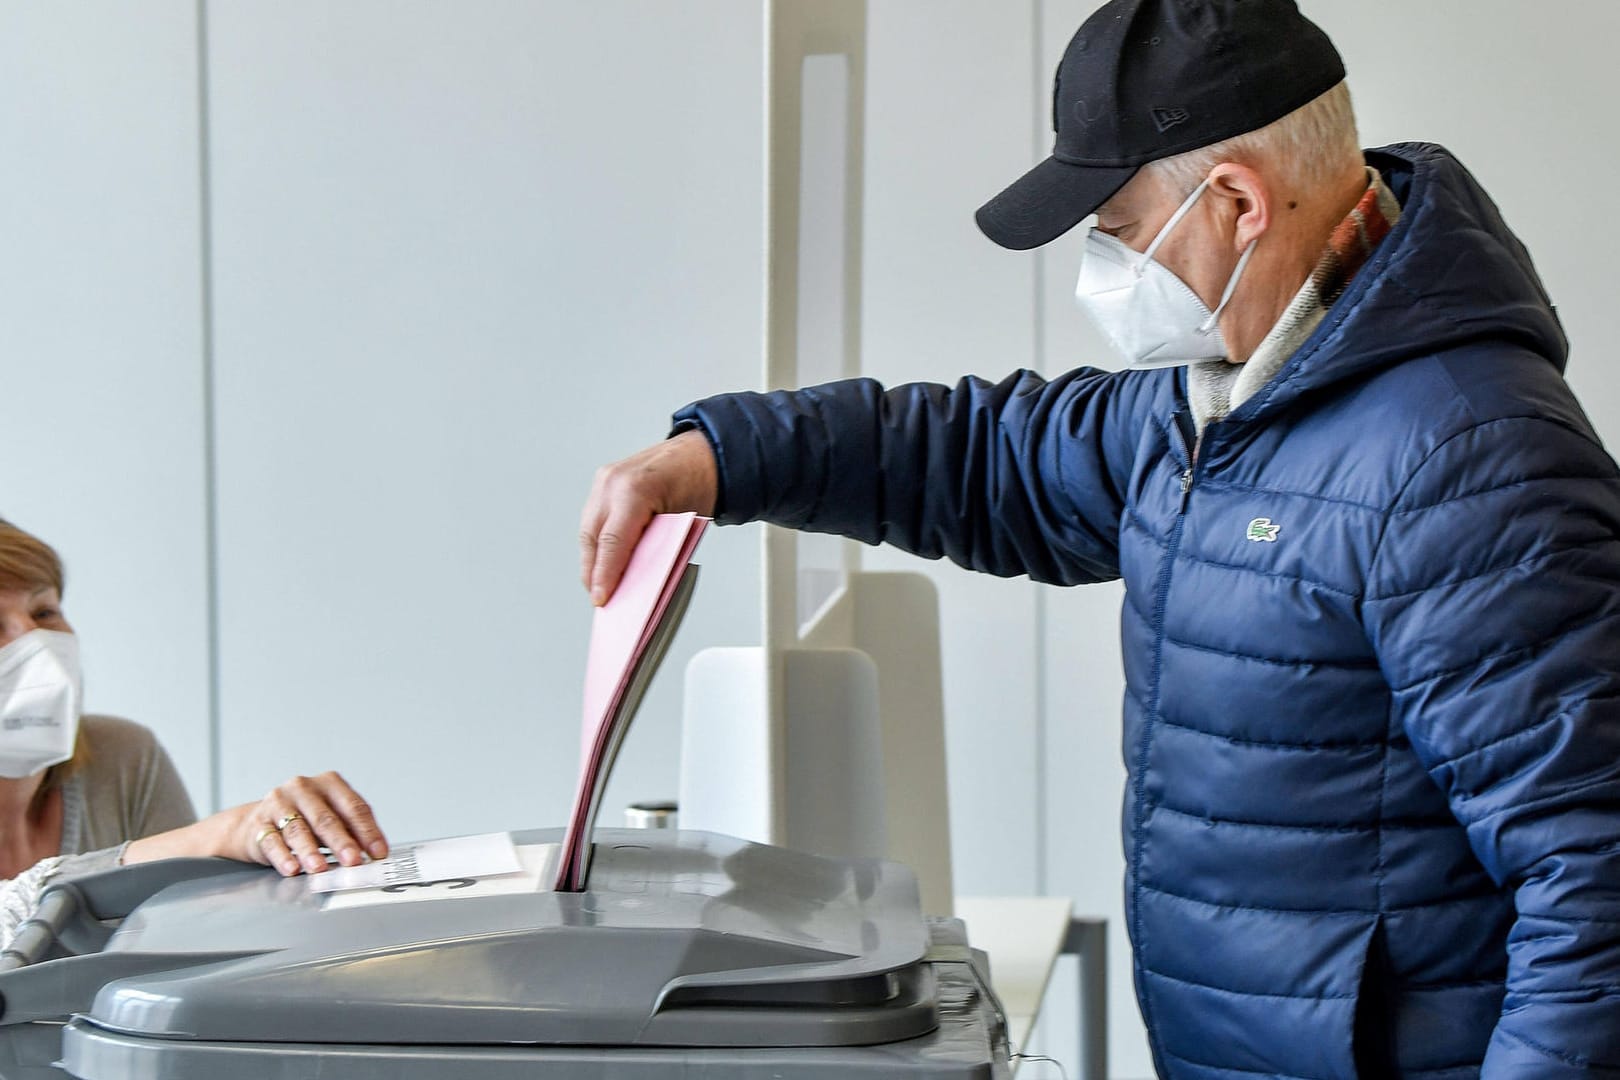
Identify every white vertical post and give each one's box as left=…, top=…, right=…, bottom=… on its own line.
left=759, top=0, right=867, bottom=845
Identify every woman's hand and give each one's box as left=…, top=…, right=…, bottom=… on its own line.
left=125, top=771, right=389, bottom=876
left=234, top=771, right=389, bottom=875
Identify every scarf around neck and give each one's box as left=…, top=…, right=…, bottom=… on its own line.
left=1188, top=167, right=1403, bottom=432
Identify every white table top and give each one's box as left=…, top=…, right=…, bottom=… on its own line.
left=955, top=895, right=1073, bottom=1068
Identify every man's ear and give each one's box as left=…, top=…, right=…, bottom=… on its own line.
left=1207, top=162, right=1269, bottom=251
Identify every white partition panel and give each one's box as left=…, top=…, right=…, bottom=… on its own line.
left=205, top=2, right=764, bottom=841
left=0, top=3, right=213, bottom=804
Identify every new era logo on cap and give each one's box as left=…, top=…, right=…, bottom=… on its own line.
left=1151, top=106, right=1190, bottom=133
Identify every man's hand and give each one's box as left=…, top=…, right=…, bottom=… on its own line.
left=579, top=429, right=718, bottom=605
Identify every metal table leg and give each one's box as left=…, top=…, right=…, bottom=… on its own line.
left=1061, top=917, right=1108, bottom=1080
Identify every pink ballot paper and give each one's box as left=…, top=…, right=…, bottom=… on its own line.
left=554, top=512, right=709, bottom=891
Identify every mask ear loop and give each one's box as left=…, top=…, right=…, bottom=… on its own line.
left=1136, top=177, right=1212, bottom=275
left=1199, top=238, right=1258, bottom=334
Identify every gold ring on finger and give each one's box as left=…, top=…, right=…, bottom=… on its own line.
left=254, top=826, right=279, bottom=846
left=276, top=812, right=303, bottom=830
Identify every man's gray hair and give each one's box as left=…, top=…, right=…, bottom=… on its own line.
left=1147, top=81, right=1361, bottom=197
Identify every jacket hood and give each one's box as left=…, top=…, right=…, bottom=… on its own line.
left=1227, top=142, right=1568, bottom=422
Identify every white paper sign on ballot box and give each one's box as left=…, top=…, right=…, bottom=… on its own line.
left=319, top=840, right=560, bottom=911
left=307, top=832, right=523, bottom=894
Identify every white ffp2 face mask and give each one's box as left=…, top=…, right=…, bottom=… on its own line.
left=1074, top=174, right=1258, bottom=370
left=0, top=629, right=82, bottom=779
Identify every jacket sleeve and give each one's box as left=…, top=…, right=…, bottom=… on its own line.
left=1362, top=414, right=1620, bottom=1077
left=671, top=368, right=1144, bottom=585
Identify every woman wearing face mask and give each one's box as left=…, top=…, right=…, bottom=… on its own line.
left=0, top=519, right=389, bottom=942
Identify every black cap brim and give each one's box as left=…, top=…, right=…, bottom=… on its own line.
left=975, top=155, right=1139, bottom=251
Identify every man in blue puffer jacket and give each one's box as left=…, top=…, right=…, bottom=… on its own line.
left=579, top=1, right=1620, bottom=1075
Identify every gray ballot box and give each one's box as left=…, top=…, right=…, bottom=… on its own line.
left=0, top=828, right=1010, bottom=1079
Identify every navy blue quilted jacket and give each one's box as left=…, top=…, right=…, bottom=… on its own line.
left=673, top=144, right=1620, bottom=1078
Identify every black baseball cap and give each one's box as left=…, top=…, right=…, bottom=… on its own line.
left=976, top=0, right=1345, bottom=251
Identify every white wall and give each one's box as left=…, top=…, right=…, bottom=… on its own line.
left=1305, top=0, right=1620, bottom=450
left=1, top=4, right=1616, bottom=1079
left=201, top=0, right=765, bottom=843
left=0, top=4, right=214, bottom=803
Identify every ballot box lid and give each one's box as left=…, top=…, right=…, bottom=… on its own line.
left=73, top=828, right=944, bottom=1051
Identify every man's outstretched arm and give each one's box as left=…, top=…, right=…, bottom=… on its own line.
left=580, top=367, right=1146, bottom=603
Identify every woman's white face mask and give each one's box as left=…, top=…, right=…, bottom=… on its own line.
left=1074, top=173, right=1258, bottom=370
left=0, top=629, right=81, bottom=779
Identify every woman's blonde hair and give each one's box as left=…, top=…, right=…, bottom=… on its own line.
left=0, top=521, right=65, bottom=599
left=0, top=520, right=88, bottom=804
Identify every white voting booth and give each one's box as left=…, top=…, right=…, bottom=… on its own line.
left=676, top=0, right=955, bottom=919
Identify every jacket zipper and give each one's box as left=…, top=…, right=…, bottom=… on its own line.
left=1133, top=412, right=1200, bottom=1061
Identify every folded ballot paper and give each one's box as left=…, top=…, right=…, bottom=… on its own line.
left=308, top=513, right=707, bottom=903
left=554, top=512, right=709, bottom=891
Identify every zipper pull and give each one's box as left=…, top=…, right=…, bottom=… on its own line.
left=1170, top=410, right=1199, bottom=514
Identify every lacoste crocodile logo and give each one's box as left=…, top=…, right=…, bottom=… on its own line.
left=1246, top=518, right=1280, bottom=543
